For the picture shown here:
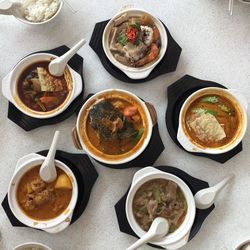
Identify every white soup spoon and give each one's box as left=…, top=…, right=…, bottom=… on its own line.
left=126, top=217, right=169, bottom=250
left=39, top=131, right=60, bottom=183
left=49, top=39, right=86, bottom=77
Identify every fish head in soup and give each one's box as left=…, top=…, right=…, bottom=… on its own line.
left=183, top=94, right=240, bottom=148
left=109, top=14, right=161, bottom=68
left=80, top=92, right=149, bottom=161
left=132, top=179, right=187, bottom=233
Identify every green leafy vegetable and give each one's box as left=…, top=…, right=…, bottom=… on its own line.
left=117, top=34, right=128, bottom=46
left=153, top=189, right=161, bottom=202
left=205, top=110, right=217, bottom=116
left=130, top=22, right=141, bottom=31
left=192, top=108, right=217, bottom=116
left=201, top=96, right=219, bottom=103
left=218, top=104, right=235, bottom=116
left=37, top=101, right=46, bottom=111
left=132, top=128, right=144, bottom=145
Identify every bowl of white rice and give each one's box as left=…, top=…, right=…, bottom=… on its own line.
left=16, top=0, right=63, bottom=25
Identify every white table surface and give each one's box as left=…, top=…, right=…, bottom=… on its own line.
left=0, top=1, right=249, bottom=249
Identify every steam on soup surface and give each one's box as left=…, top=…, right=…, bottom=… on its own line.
left=109, top=14, right=161, bottom=67
left=17, top=165, right=72, bottom=220
left=86, top=97, right=145, bottom=155
left=185, top=94, right=239, bottom=148
left=133, top=179, right=187, bottom=233
left=17, top=61, right=71, bottom=112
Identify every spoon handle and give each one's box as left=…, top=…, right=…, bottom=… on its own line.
left=44, top=130, right=60, bottom=165
left=126, top=232, right=156, bottom=250
left=59, top=39, right=86, bottom=65
left=213, top=174, right=234, bottom=193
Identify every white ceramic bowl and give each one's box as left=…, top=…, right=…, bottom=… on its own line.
left=15, top=0, right=63, bottom=25
left=177, top=87, right=248, bottom=154
left=235, top=239, right=250, bottom=250
left=74, top=89, right=154, bottom=165
left=8, top=153, right=78, bottom=233
left=2, top=53, right=82, bottom=119
left=102, top=7, right=168, bottom=79
left=13, top=242, right=52, bottom=250
left=126, top=167, right=196, bottom=249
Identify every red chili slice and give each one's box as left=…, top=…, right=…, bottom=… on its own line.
left=127, top=27, right=139, bottom=43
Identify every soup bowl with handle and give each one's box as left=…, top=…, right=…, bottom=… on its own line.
left=126, top=167, right=196, bottom=249
left=13, top=242, right=52, bottom=250
left=2, top=52, right=82, bottom=119
left=8, top=153, right=78, bottom=233
left=72, top=88, right=156, bottom=165
left=177, top=87, right=248, bottom=154
left=102, top=7, right=168, bottom=80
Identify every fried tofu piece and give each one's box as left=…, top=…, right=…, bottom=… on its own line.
left=37, top=67, right=63, bottom=92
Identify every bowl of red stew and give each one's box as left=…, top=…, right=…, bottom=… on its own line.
left=8, top=153, right=78, bottom=233
left=177, top=87, right=248, bottom=154
left=102, top=7, right=168, bottom=79
left=2, top=53, right=82, bottom=119
left=72, top=89, right=155, bottom=165
left=126, top=167, right=196, bottom=249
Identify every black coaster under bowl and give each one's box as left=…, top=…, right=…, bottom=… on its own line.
left=74, top=94, right=165, bottom=169
left=165, top=75, right=243, bottom=164
left=1, top=150, right=98, bottom=228
left=89, top=20, right=182, bottom=83
left=7, top=45, right=85, bottom=131
left=115, top=166, right=215, bottom=249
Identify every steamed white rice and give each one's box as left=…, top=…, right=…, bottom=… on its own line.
left=20, top=0, right=61, bottom=23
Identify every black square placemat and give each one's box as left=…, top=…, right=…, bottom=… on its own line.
left=165, top=75, right=243, bottom=163
left=115, top=166, right=215, bottom=249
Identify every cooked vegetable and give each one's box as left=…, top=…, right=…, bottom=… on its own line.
left=201, top=96, right=219, bottom=103
left=132, top=128, right=144, bottom=145
left=218, top=104, right=235, bottom=116
left=192, top=108, right=217, bottom=116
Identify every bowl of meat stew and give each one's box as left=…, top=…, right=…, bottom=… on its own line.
left=102, top=8, right=168, bottom=79
left=72, top=89, right=155, bottom=165
left=177, top=87, right=248, bottom=154
left=8, top=153, right=78, bottom=233
left=2, top=53, right=82, bottom=119
left=126, top=167, right=196, bottom=249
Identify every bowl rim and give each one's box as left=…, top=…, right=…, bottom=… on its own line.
left=15, top=0, right=63, bottom=25
left=102, top=7, right=168, bottom=79
left=125, top=167, right=196, bottom=246
left=2, top=52, right=82, bottom=119
left=8, top=154, right=78, bottom=230
left=13, top=242, right=52, bottom=250
left=177, top=87, right=248, bottom=154
left=76, top=88, right=153, bottom=165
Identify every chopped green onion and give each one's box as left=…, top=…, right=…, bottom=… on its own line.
left=218, top=104, right=235, bottom=116
left=132, top=128, right=144, bottom=145
left=201, top=96, right=219, bottom=103
left=117, top=34, right=128, bottom=46
left=192, top=108, right=217, bottom=116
